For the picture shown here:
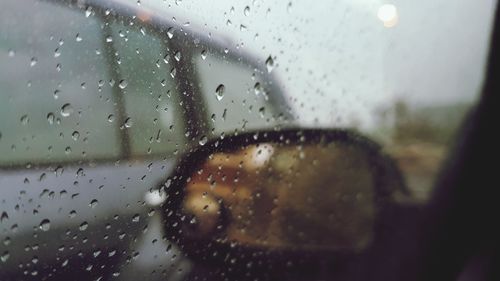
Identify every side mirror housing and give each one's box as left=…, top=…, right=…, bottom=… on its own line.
left=161, top=128, right=409, bottom=269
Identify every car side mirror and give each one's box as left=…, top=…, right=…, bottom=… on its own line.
left=161, top=128, right=408, bottom=269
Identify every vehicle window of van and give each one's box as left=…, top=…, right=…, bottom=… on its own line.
left=0, top=1, right=120, bottom=165
left=194, top=54, right=272, bottom=134
left=110, top=22, right=185, bottom=156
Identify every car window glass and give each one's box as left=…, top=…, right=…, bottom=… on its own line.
left=0, top=0, right=498, bottom=280
left=109, top=22, right=185, bottom=157
left=194, top=54, right=274, bottom=134
left=0, top=1, right=120, bottom=165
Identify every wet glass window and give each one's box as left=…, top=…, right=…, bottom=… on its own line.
left=194, top=53, right=274, bottom=133
left=0, top=0, right=498, bottom=280
left=0, top=1, right=120, bottom=165
left=109, top=21, right=185, bottom=156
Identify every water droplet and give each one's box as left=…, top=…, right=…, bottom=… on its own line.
left=1, top=251, right=9, bottom=263
left=76, top=168, right=84, bottom=177
left=163, top=54, right=170, bottom=64
left=118, top=79, right=128, bottom=89
left=167, top=27, right=174, bottom=39
left=259, top=107, right=266, bottom=117
left=222, top=108, right=227, bottom=120
left=30, top=57, right=37, bottom=67
left=107, top=114, right=115, bottom=123
left=55, top=166, right=64, bottom=177
left=20, top=114, right=29, bottom=125
left=174, top=51, right=181, bottom=61
left=93, top=249, right=101, bottom=258
left=254, top=82, right=263, bottom=96
left=0, top=211, right=8, bottom=223
left=89, top=199, right=98, bottom=208
left=244, top=6, right=250, bottom=16
left=85, top=7, right=92, bottom=17
left=124, top=117, right=133, bottom=128
left=39, top=219, right=51, bottom=231
left=54, top=48, right=61, bottom=58
left=132, top=214, right=140, bottom=222
left=72, top=131, right=80, bottom=141
left=106, top=36, right=113, bottom=43
left=79, top=221, right=88, bottom=231
left=75, top=33, right=82, bottom=42
left=60, top=103, right=73, bottom=117
left=69, top=210, right=77, bottom=218
left=215, top=84, right=225, bottom=101
left=201, top=50, right=207, bottom=60
left=199, top=136, right=208, bottom=146
left=65, top=146, right=72, bottom=154
left=265, top=56, right=274, bottom=73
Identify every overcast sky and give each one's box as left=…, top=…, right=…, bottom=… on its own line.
left=144, top=0, right=497, bottom=128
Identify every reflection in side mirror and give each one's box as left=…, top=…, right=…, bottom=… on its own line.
left=184, top=142, right=376, bottom=251
left=162, top=129, right=407, bottom=264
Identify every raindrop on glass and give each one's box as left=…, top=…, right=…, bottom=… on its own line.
left=215, top=84, right=225, bottom=101
left=0, top=211, right=8, bottom=223
left=79, top=221, right=89, bottom=231
left=39, top=219, right=51, bottom=231
left=1, top=251, right=9, bottom=263
left=72, top=131, right=80, bottom=141
left=265, top=56, right=274, bottom=73
left=118, top=79, right=128, bottom=89
left=20, top=114, right=29, bottom=125
left=132, top=214, right=140, bottom=222
left=199, top=136, right=208, bottom=146
left=167, top=27, right=174, bottom=39
left=124, top=117, right=133, bottom=128
left=89, top=199, right=98, bottom=208
left=174, top=51, right=181, bottom=61
left=30, top=57, right=37, bottom=67
left=60, top=103, right=73, bottom=117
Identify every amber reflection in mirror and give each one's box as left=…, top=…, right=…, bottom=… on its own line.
left=183, top=142, right=376, bottom=252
